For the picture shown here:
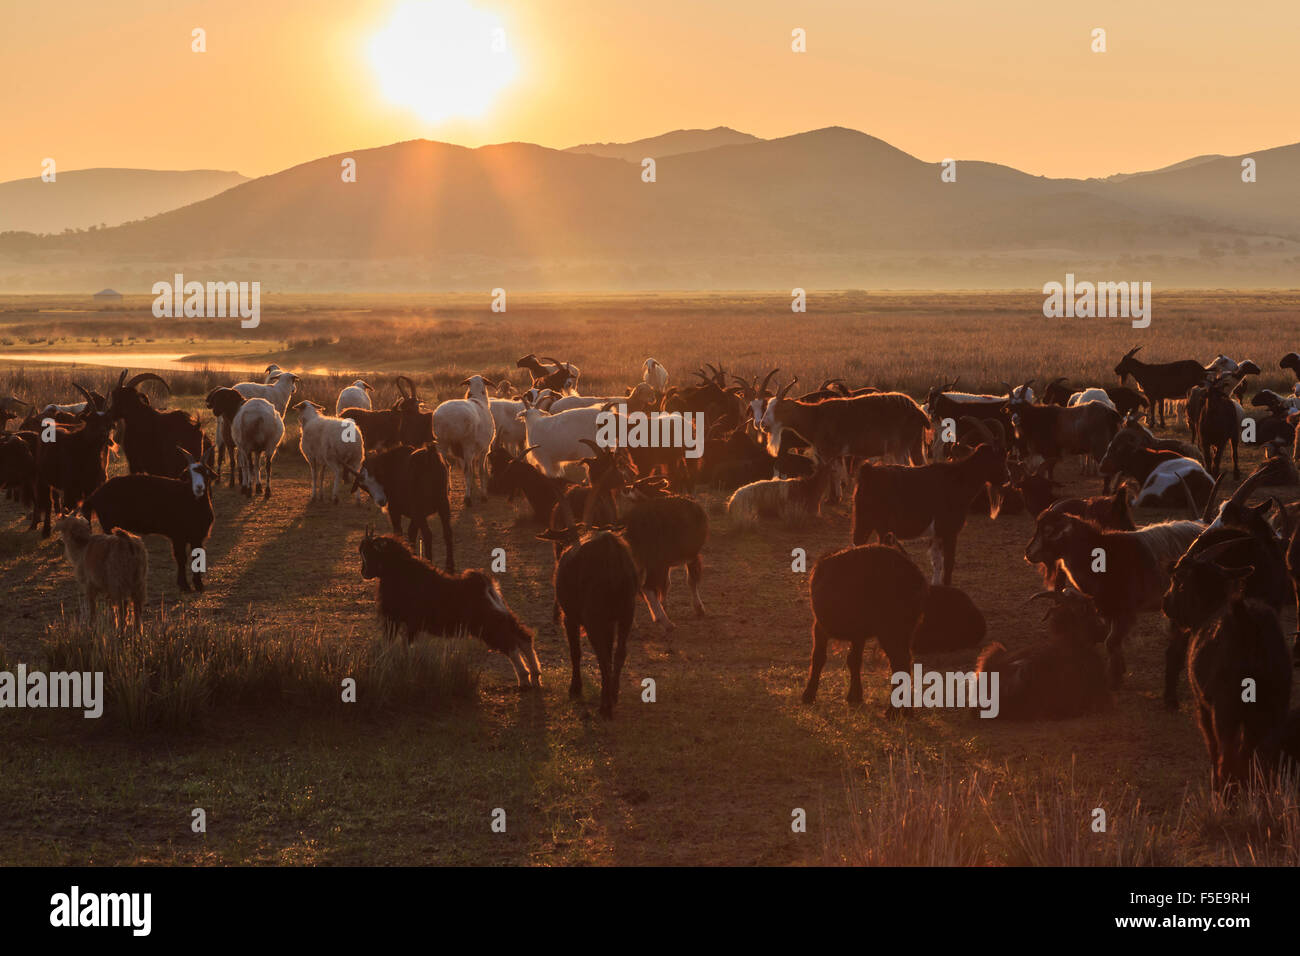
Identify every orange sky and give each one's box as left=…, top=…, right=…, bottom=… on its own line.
left=5, top=0, right=1299, bottom=184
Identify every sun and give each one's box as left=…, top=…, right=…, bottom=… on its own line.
left=368, top=0, right=519, bottom=124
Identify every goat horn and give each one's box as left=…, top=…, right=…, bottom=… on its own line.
left=758, top=368, right=780, bottom=395
left=774, top=377, right=799, bottom=403
left=125, top=372, right=170, bottom=394
left=116, top=369, right=128, bottom=388
left=1200, top=473, right=1227, bottom=523
left=71, top=383, right=97, bottom=408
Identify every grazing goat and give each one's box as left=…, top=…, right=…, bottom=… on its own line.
left=335, top=380, right=374, bottom=415
left=350, top=443, right=455, bottom=570
left=541, top=509, right=640, bottom=717
left=1113, top=346, right=1207, bottom=428
left=85, top=446, right=217, bottom=592
left=432, top=375, right=496, bottom=505
left=852, top=443, right=1009, bottom=586
left=619, top=493, right=709, bottom=631
left=204, top=386, right=246, bottom=488
left=232, top=397, right=284, bottom=499
left=107, top=370, right=205, bottom=479
left=1024, top=511, right=1203, bottom=685
left=725, top=461, right=833, bottom=524
left=1187, top=587, right=1292, bottom=789
left=1008, top=396, right=1119, bottom=479
left=801, top=545, right=926, bottom=705
left=974, top=588, right=1109, bottom=720
left=358, top=530, right=540, bottom=689
left=54, top=515, right=147, bottom=631
left=233, top=368, right=299, bottom=417
left=912, top=585, right=986, bottom=653
left=486, top=445, right=568, bottom=523
left=296, top=401, right=365, bottom=503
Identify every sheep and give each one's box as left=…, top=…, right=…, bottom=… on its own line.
left=643, top=358, right=669, bottom=394
left=349, top=442, right=455, bottom=570
left=725, top=461, right=833, bottom=525
left=537, top=494, right=640, bottom=717
left=231, top=397, right=284, bottom=499
left=263, top=364, right=282, bottom=384
left=912, top=585, right=986, bottom=653
left=1024, top=510, right=1204, bottom=685
left=801, top=545, right=927, bottom=705
left=53, top=515, right=147, bottom=632
left=489, top=397, right=529, bottom=453
left=204, top=386, right=246, bottom=488
left=233, top=368, right=299, bottom=418
left=1113, top=346, right=1208, bottom=428
left=852, top=443, right=1010, bottom=586
left=516, top=400, right=607, bottom=478
left=1187, top=588, right=1292, bottom=789
left=973, top=588, right=1109, bottom=720
left=1067, top=387, right=1117, bottom=411
left=85, top=445, right=218, bottom=592
left=106, top=370, right=205, bottom=479
left=431, top=375, right=496, bottom=506
left=335, top=379, right=374, bottom=415
left=358, top=529, right=540, bottom=690
left=295, top=401, right=365, bottom=504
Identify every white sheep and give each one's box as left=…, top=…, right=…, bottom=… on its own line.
left=1067, top=387, right=1117, bottom=411
left=335, top=379, right=374, bottom=415
left=548, top=383, right=658, bottom=415
left=235, top=369, right=299, bottom=418
left=489, top=397, right=528, bottom=453
left=295, top=401, right=365, bottom=503
left=54, top=515, right=147, bottom=631
left=432, top=375, right=496, bottom=506
left=232, top=397, right=285, bottom=499
left=263, top=364, right=282, bottom=384
left=643, top=358, right=669, bottom=393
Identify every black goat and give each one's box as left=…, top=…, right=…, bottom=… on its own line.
left=0, top=431, right=39, bottom=529
left=1197, top=381, right=1240, bottom=479
left=204, top=386, right=246, bottom=487
left=349, top=443, right=455, bottom=571
left=619, top=493, right=709, bottom=630
left=801, top=545, right=926, bottom=705
left=33, top=386, right=114, bottom=537
left=974, top=588, right=1110, bottom=720
left=1113, top=346, right=1207, bottom=428
left=84, top=445, right=217, bottom=592
left=358, top=529, right=540, bottom=689
left=107, top=370, right=205, bottom=478
left=912, top=584, right=986, bottom=652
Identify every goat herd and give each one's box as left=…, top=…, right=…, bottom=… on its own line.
left=4, top=348, right=1300, bottom=788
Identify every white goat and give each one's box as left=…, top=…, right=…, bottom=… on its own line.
left=295, top=401, right=365, bottom=503
left=335, top=379, right=374, bottom=415
left=235, top=369, right=299, bottom=418
left=489, top=398, right=528, bottom=452
left=643, top=358, right=669, bottom=393
left=432, top=375, right=496, bottom=506
left=517, top=402, right=610, bottom=477
left=1067, top=387, right=1117, bottom=411
left=232, top=397, right=285, bottom=499
left=263, top=364, right=282, bottom=384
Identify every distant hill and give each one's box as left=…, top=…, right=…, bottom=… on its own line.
left=0, top=168, right=248, bottom=235
left=5, top=129, right=1300, bottom=290
left=565, top=126, right=763, bottom=162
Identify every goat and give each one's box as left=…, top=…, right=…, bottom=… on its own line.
left=619, top=493, right=709, bottom=631
left=0, top=432, right=39, bottom=530
left=204, top=386, right=246, bottom=488
left=263, top=364, right=282, bottom=384
left=432, top=375, right=496, bottom=505
left=537, top=492, right=640, bottom=717
left=358, top=529, right=539, bottom=689
left=974, top=588, right=1110, bottom=720
left=232, top=397, right=284, bottom=499
left=295, top=401, right=365, bottom=503
left=1196, top=379, right=1241, bottom=478
left=335, top=379, right=374, bottom=415
left=340, top=379, right=429, bottom=452
left=85, top=445, right=217, bottom=592
left=725, top=461, right=833, bottom=524
left=516, top=354, right=579, bottom=393
left=912, top=585, right=986, bottom=653
left=643, top=358, right=669, bottom=394
left=763, top=382, right=930, bottom=474
left=801, top=545, right=927, bottom=705
left=486, top=444, right=568, bottom=523
left=1008, top=395, right=1119, bottom=479
left=1187, top=587, right=1292, bottom=789
left=1099, top=429, right=1214, bottom=511
left=32, top=387, right=115, bottom=537
left=851, top=443, right=1009, bottom=586
left=1118, top=414, right=1204, bottom=463
left=107, top=370, right=205, bottom=479
left=233, top=368, right=299, bottom=417
left=349, top=443, right=455, bottom=571
left=1113, top=346, right=1208, bottom=428
left=53, top=515, right=147, bottom=632
left=1067, top=387, right=1117, bottom=411
left=1046, top=488, right=1136, bottom=531
left=1024, top=510, right=1203, bottom=685
left=516, top=400, right=607, bottom=478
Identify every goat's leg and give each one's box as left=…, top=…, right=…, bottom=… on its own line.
left=612, top=616, right=630, bottom=702
left=928, top=535, right=945, bottom=586
left=505, top=647, right=530, bottom=691
left=686, top=556, right=706, bottom=616
left=462, top=458, right=475, bottom=507
left=1230, top=437, right=1239, bottom=480
left=565, top=617, right=583, bottom=699
left=1103, top=616, right=1133, bottom=687
left=330, top=464, right=343, bottom=503
left=171, top=539, right=191, bottom=593
left=801, top=623, right=829, bottom=703
left=414, top=517, right=433, bottom=561
left=523, top=635, right=543, bottom=689
left=263, top=453, right=273, bottom=500
left=1163, top=625, right=1190, bottom=710
left=845, top=638, right=866, bottom=706
left=594, top=628, right=616, bottom=717
left=437, top=502, right=455, bottom=572
left=940, top=533, right=957, bottom=586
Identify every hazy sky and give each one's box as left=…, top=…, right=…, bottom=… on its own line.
left=5, top=0, right=1298, bottom=183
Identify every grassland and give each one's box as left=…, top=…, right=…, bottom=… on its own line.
left=0, top=291, right=1297, bottom=866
